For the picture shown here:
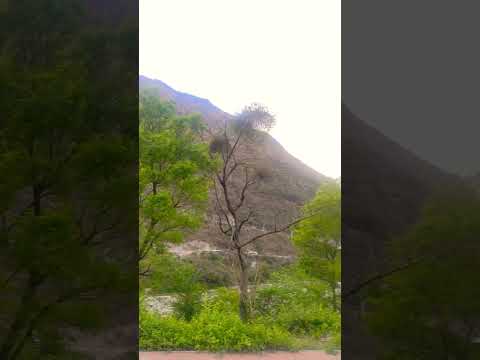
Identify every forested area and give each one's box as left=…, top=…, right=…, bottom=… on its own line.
left=138, top=93, right=341, bottom=352
left=0, top=1, right=137, bottom=358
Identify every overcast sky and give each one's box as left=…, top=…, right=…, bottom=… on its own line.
left=140, top=0, right=341, bottom=178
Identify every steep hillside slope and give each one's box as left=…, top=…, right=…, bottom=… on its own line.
left=342, top=104, right=461, bottom=292
left=139, top=76, right=229, bottom=129
left=342, top=104, right=463, bottom=359
left=140, top=75, right=332, bottom=256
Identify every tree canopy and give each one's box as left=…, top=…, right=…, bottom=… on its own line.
left=293, top=183, right=341, bottom=309
left=0, top=1, right=137, bottom=358
left=366, top=189, right=480, bottom=359
left=139, top=92, right=215, bottom=275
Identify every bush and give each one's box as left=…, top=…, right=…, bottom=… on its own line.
left=142, top=255, right=204, bottom=321
left=189, top=309, right=292, bottom=351
left=203, top=287, right=239, bottom=314
left=325, top=332, right=341, bottom=354
left=139, top=303, right=293, bottom=351
left=173, top=289, right=203, bottom=321
left=254, top=267, right=329, bottom=310
left=140, top=270, right=341, bottom=352
left=140, top=311, right=191, bottom=350
left=187, top=254, right=234, bottom=288
left=252, top=267, right=340, bottom=344
left=273, top=303, right=339, bottom=338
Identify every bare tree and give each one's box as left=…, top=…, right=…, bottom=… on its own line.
left=210, top=103, right=317, bottom=321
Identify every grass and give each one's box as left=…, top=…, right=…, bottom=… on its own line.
left=140, top=284, right=340, bottom=353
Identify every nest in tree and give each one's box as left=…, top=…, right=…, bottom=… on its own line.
left=232, top=103, right=276, bottom=134
left=209, top=135, right=231, bottom=154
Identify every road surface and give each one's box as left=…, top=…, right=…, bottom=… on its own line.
left=140, top=351, right=340, bottom=360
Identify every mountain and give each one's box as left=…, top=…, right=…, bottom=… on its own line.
left=342, top=104, right=466, bottom=359
left=140, top=75, right=332, bottom=257
left=342, top=103, right=461, bottom=293
left=139, top=76, right=230, bottom=129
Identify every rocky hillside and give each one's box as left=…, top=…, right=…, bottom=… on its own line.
left=342, top=104, right=466, bottom=359
left=342, top=104, right=460, bottom=290
left=140, top=75, right=332, bottom=257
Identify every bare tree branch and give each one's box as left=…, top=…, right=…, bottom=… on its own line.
left=233, top=167, right=256, bottom=212
left=238, top=210, right=254, bottom=232
left=215, top=207, right=231, bottom=235
left=238, top=211, right=322, bottom=249
left=342, top=255, right=436, bottom=300
left=139, top=263, right=152, bottom=277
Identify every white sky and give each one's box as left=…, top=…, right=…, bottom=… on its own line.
left=140, top=0, right=341, bottom=178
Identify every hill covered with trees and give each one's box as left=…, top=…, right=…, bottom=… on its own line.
left=138, top=79, right=341, bottom=352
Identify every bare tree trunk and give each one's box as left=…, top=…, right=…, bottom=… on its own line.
left=237, top=247, right=249, bottom=322
left=210, top=110, right=308, bottom=322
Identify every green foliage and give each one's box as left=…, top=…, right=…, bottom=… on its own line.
left=204, top=287, right=240, bottom=314
left=252, top=267, right=329, bottom=316
left=324, top=332, right=341, bottom=354
left=0, top=1, right=137, bottom=358
left=140, top=293, right=292, bottom=352
left=145, top=256, right=199, bottom=294
left=253, top=268, right=339, bottom=341
left=140, top=279, right=340, bottom=352
left=186, top=253, right=234, bottom=288
left=293, top=183, right=341, bottom=309
left=366, top=190, right=480, bottom=359
left=139, top=92, right=215, bottom=272
left=143, top=255, right=204, bottom=321
left=139, top=91, right=176, bottom=132
left=138, top=92, right=215, bottom=317
left=140, top=262, right=342, bottom=352
left=271, top=303, right=339, bottom=338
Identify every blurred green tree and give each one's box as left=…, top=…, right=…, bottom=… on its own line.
left=292, top=183, right=341, bottom=310
left=366, top=190, right=480, bottom=359
left=0, top=1, right=137, bottom=358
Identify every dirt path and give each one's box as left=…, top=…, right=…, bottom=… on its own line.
left=140, top=351, right=340, bottom=360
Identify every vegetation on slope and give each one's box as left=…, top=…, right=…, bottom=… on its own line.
left=0, top=1, right=137, bottom=358
left=365, top=190, right=480, bottom=359
left=138, top=92, right=341, bottom=351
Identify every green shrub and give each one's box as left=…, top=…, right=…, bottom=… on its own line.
left=203, top=287, right=239, bottom=314
left=325, top=332, right=341, bottom=354
left=140, top=268, right=341, bottom=352
left=282, top=304, right=339, bottom=337
left=258, top=302, right=339, bottom=338
left=140, top=311, right=192, bottom=350
left=173, top=289, right=203, bottom=321
left=189, top=309, right=292, bottom=351
left=187, top=254, right=234, bottom=288
left=253, top=267, right=330, bottom=315
left=143, top=255, right=204, bottom=321
left=139, top=299, right=293, bottom=351
left=252, top=267, right=339, bottom=342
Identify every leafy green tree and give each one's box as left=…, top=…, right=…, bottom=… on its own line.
left=292, top=183, right=341, bottom=310
left=0, top=1, right=137, bottom=358
left=144, top=255, right=204, bottom=321
left=139, top=92, right=215, bottom=275
left=366, top=190, right=480, bottom=359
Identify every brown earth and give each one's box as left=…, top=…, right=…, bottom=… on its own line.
left=139, top=75, right=333, bottom=257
